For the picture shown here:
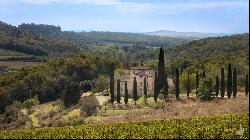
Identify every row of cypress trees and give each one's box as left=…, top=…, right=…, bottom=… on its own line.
left=110, top=48, right=249, bottom=104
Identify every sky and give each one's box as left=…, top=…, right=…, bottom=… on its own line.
left=0, top=0, right=249, bottom=33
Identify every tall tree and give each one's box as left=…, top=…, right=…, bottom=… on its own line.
left=186, top=71, right=191, bottom=98
left=163, top=76, right=169, bottom=101
left=215, top=75, right=220, bottom=97
left=154, top=72, right=158, bottom=102
left=110, top=63, right=115, bottom=104
left=144, top=77, right=147, bottom=98
left=245, top=74, right=249, bottom=96
left=175, top=68, right=180, bottom=100
left=202, top=69, right=206, bottom=78
left=157, top=47, right=165, bottom=90
left=133, top=77, right=138, bottom=105
left=117, top=79, right=121, bottom=103
left=227, top=63, right=232, bottom=98
left=124, top=81, right=128, bottom=105
left=220, top=68, right=225, bottom=98
left=196, top=70, right=199, bottom=96
left=232, top=68, right=237, bottom=98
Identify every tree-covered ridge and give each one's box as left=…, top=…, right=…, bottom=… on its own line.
left=0, top=21, right=190, bottom=57
left=0, top=21, right=80, bottom=56
left=164, top=33, right=249, bottom=80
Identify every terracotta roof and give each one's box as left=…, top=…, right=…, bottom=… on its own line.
left=81, top=92, right=92, bottom=97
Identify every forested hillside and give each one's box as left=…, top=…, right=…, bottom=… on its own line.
left=164, top=34, right=249, bottom=80
left=0, top=21, right=189, bottom=58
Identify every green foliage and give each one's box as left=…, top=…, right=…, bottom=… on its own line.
left=157, top=47, right=165, bottom=90
left=79, top=80, right=93, bottom=92
left=220, top=68, right=225, bottom=98
left=79, top=95, right=100, bottom=117
left=96, top=75, right=109, bottom=93
left=215, top=75, right=220, bottom=97
left=245, top=74, right=249, bottom=96
left=124, top=81, right=128, bottom=105
left=22, top=96, right=40, bottom=109
left=198, top=77, right=215, bottom=100
left=117, top=79, right=121, bottom=104
left=144, top=77, right=147, bottom=98
left=0, top=113, right=248, bottom=139
left=233, top=68, right=237, bottom=98
left=109, top=63, right=115, bottom=104
left=180, top=70, right=195, bottom=94
left=227, top=63, right=232, bottom=99
left=62, top=80, right=80, bottom=108
left=133, top=77, right=138, bottom=105
left=4, top=101, right=22, bottom=123
left=154, top=72, right=158, bottom=102
left=175, top=68, right=180, bottom=100
left=195, top=70, right=199, bottom=96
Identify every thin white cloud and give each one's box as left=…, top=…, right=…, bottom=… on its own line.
left=0, top=0, right=249, bottom=14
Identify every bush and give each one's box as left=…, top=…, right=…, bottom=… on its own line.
left=22, top=96, right=40, bottom=109
left=197, top=78, right=215, bottom=100
left=63, top=80, right=81, bottom=108
left=4, top=101, right=22, bottom=123
left=79, top=95, right=100, bottom=117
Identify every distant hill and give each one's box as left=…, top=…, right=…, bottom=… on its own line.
left=146, top=30, right=228, bottom=39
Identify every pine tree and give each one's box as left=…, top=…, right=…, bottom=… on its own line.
left=144, top=77, right=147, bottom=98
left=245, top=74, right=249, bottom=96
left=175, top=68, right=180, bottom=100
left=157, top=47, right=165, bottom=90
left=154, top=72, right=158, bottom=102
left=110, top=63, right=115, bottom=104
left=215, top=75, right=219, bottom=97
left=232, top=68, right=237, bottom=98
left=227, top=63, right=232, bottom=98
left=220, top=68, right=225, bottom=98
left=196, top=70, right=199, bottom=96
left=133, top=77, right=138, bottom=105
left=187, top=71, right=191, bottom=98
left=124, top=81, right=128, bottom=105
left=164, top=78, right=169, bottom=101
left=117, top=79, right=121, bottom=103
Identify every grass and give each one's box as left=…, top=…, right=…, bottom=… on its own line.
left=0, top=49, right=28, bottom=57
left=29, top=114, right=40, bottom=128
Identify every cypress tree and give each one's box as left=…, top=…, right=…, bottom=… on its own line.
left=187, top=71, right=191, bottom=98
left=215, top=75, right=219, bottom=97
left=202, top=69, right=206, bottom=78
left=233, top=68, right=237, bottom=98
left=110, top=63, right=115, bottom=104
left=220, top=68, right=225, bottom=98
left=133, top=77, right=138, bottom=105
left=124, top=81, right=128, bottom=105
left=117, top=79, right=121, bottom=103
left=196, top=70, right=199, bottom=96
left=144, top=77, right=147, bottom=98
left=154, top=72, right=158, bottom=102
left=227, top=63, right=232, bottom=98
left=175, top=68, right=180, bottom=100
left=157, top=47, right=165, bottom=90
left=245, top=74, right=249, bottom=96
left=163, top=77, right=169, bottom=101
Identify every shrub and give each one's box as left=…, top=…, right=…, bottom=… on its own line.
left=197, top=77, right=215, bottom=100
left=63, top=80, right=81, bottom=108
left=79, top=95, right=100, bottom=117
left=22, top=96, right=40, bottom=109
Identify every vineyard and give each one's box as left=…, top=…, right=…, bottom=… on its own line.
left=0, top=113, right=248, bottom=139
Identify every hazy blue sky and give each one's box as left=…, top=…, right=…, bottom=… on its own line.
left=0, top=0, right=249, bottom=33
